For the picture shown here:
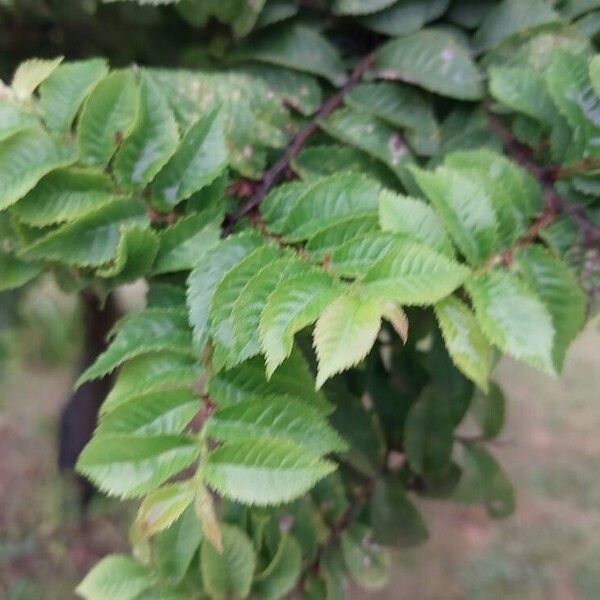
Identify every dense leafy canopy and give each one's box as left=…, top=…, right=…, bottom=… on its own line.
left=0, top=0, right=599, bottom=598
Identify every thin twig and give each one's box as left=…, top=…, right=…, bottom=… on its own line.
left=222, top=52, right=376, bottom=235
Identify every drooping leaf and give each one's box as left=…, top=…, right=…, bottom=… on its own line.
left=204, top=440, right=336, bottom=505
left=470, top=382, right=506, bottom=440
left=374, top=29, right=483, bottom=100
left=11, top=56, right=63, bottom=100
left=78, top=70, right=140, bottom=168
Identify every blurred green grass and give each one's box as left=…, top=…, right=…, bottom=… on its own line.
left=0, top=288, right=598, bottom=598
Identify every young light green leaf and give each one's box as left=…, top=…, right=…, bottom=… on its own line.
left=76, top=555, right=151, bottom=600
left=11, top=56, right=63, bottom=100
left=114, top=73, right=179, bottom=190
left=201, top=524, right=256, bottom=600
left=467, top=270, right=555, bottom=375
left=434, top=296, right=493, bottom=392
left=314, top=290, right=384, bottom=388
left=78, top=70, right=140, bottom=168
left=361, top=241, right=470, bottom=305
left=40, top=58, right=108, bottom=131
left=204, top=440, right=336, bottom=505
left=205, top=396, right=347, bottom=456
left=76, top=434, right=199, bottom=498
left=0, top=129, right=77, bottom=210
left=375, top=30, right=483, bottom=100
left=151, top=105, right=227, bottom=209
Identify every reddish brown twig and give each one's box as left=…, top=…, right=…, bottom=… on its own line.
left=222, top=52, right=376, bottom=235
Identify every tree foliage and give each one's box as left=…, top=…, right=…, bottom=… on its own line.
left=0, top=0, right=599, bottom=598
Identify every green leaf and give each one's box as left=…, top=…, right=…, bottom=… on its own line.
left=404, top=391, right=454, bottom=475
left=95, top=388, right=199, bottom=437
left=209, top=245, right=281, bottom=368
left=76, top=434, right=199, bottom=499
left=78, top=70, right=140, bottom=168
left=187, top=232, right=262, bottom=348
left=151, top=105, right=227, bottom=209
left=261, top=180, right=314, bottom=234
left=474, top=0, right=560, bottom=52
left=517, top=245, right=586, bottom=371
left=260, top=271, right=344, bottom=377
left=78, top=309, right=193, bottom=385
left=361, top=0, right=449, bottom=36
left=155, top=507, right=203, bottom=585
left=278, top=173, right=380, bottom=242
left=454, top=443, right=515, bottom=518
left=319, top=108, right=413, bottom=179
left=23, top=198, right=148, bottom=267
left=230, top=255, right=307, bottom=366
left=136, top=481, right=196, bottom=537
left=370, top=476, right=429, bottom=547
left=39, top=58, right=108, bottom=131
left=411, top=165, right=497, bottom=265
left=102, top=351, right=201, bottom=415
left=467, top=270, right=555, bottom=374
left=378, top=189, right=453, bottom=255
left=0, top=129, right=77, bottom=210
left=333, top=0, right=397, bottom=15
left=328, top=233, right=401, bottom=278
left=0, top=250, right=41, bottom=291
left=253, top=535, right=302, bottom=600
left=231, top=24, right=346, bottom=86
left=114, top=73, right=179, bottom=190
left=11, top=57, right=63, bottom=100
left=314, top=290, right=385, bottom=388
left=361, top=241, right=470, bottom=305
left=471, top=382, right=506, bottom=440
left=341, top=524, right=391, bottom=591
left=434, top=296, right=493, bottom=392
left=205, top=396, right=347, bottom=456
left=11, top=168, right=114, bottom=227
left=201, top=524, right=256, bottom=600
left=204, top=440, right=336, bottom=505
left=374, top=29, right=483, bottom=100
left=0, top=101, right=37, bottom=142
left=76, top=555, right=151, bottom=600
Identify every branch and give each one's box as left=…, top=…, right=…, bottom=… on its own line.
left=486, top=111, right=600, bottom=248
left=222, top=52, right=376, bottom=235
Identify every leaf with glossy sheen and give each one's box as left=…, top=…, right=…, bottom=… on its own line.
left=11, top=168, right=114, bottom=227
left=253, top=534, right=302, bottom=600
left=411, top=165, right=497, bottom=265
left=76, top=434, right=199, bottom=498
left=78, top=70, right=140, bottom=168
left=76, top=555, right=151, bottom=600
left=39, top=58, right=108, bottom=131
left=231, top=24, right=346, bottom=86
left=205, top=396, right=346, bottom=455
left=114, top=73, right=179, bottom=190
left=204, top=440, right=336, bottom=505
left=151, top=105, right=227, bottom=209
left=375, top=30, right=483, bottom=100
left=201, top=524, right=256, bottom=600
left=517, top=245, right=586, bottom=371
left=314, top=290, right=384, bottom=388
left=95, top=388, right=199, bottom=437
left=467, top=270, right=555, bottom=375
left=341, top=525, right=391, bottom=591
left=77, top=309, right=194, bottom=385
left=186, top=232, right=263, bottom=348
left=370, top=476, right=429, bottom=547
left=260, top=271, right=344, bottom=377
left=23, top=199, right=147, bottom=267
left=11, top=57, right=63, bottom=99
left=136, top=482, right=195, bottom=537
left=378, top=189, right=453, bottom=255
left=279, top=172, right=380, bottom=242
left=474, top=0, right=560, bottom=51
left=361, top=241, right=470, bottom=305
left=0, top=129, right=77, bottom=210
left=434, top=296, right=492, bottom=392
